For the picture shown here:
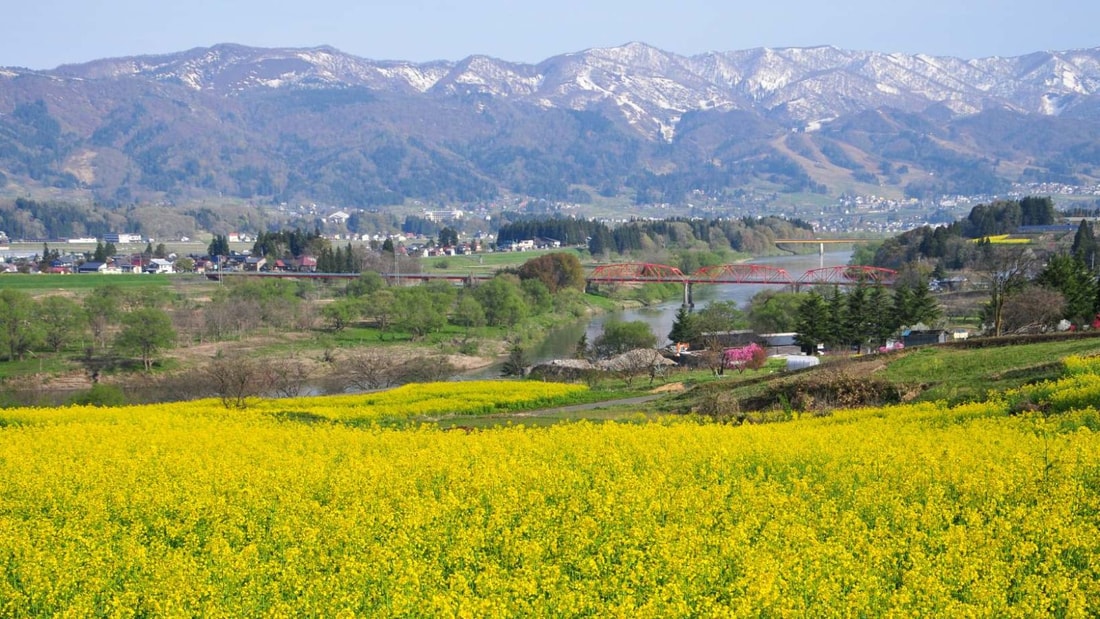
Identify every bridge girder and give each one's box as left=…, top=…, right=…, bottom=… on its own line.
left=589, top=262, right=686, bottom=282
left=798, top=265, right=898, bottom=286
left=690, top=264, right=794, bottom=284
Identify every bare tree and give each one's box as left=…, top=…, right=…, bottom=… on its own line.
left=336, top=349, right=397, bottom=391
left=598, top=349, right=670, bottom=386
left=172, top=305, right=206, bottom=345
left=204, top=298, right=262, bottom=341
left=977, top=246, right=1037, bottom=336
left=267, top=354, right=316, bottom=397
left=1000, top=286, right=1066, bottom=334
left=334, top=349, right=458, bottom=391
left=204, top=353, right=271, bottom=408
left=393, top=356, right=458, bottom=384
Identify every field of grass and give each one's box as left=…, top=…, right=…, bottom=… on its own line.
left=0, top=272, right=197, bottom=295
left=1, top=358, right=1099, bottom=615
left=882, top=335, right=1100, bottom=402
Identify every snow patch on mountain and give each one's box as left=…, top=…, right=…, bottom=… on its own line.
left=38, top=43, right=1100, bottom=139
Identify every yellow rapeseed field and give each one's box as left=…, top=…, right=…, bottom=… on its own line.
left=973, top=234, right=1032, bottom=245
left=0, top=368, right=1098, bottom=616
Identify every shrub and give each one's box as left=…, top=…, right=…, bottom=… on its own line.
left=68, top=384, right=127, bottom=407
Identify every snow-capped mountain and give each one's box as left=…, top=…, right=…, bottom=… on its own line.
left=3, top=42, right=1100, bottom=207
left=43, top=42, right=1100, bottom=137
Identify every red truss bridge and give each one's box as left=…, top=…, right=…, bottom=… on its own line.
left=587, top=262, right=687, bottom=283
left=798, top=266, right=898, bottom=285
left=588, top=263, right=896, bottom=286
left=587, top=262, right=897, bottom=306
left=211, top=262, right=897, bottom=295
left=691, top=263, right=795, bottom=285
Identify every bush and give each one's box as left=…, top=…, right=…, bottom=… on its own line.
left=68, top=384, right=127, bottom=407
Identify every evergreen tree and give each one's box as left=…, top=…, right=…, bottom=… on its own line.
left=500, top=345, right=529, bottom=377
left=93, top=242, right=107, bottom=263
left=845, top=282, right=872, bottom=352
left=330, top=246, right=344, bottom=273
left=208, top=234, right=230, bottom=258
left=668, top=306, right=699, bottom=345
left=344, top=243, right=356, bottom=272
left=891, top=284, right=915, bottom=328
left=794, top=292, right=830, bottom=354
left=825, top=287, right=848, bottom=349
left=438, top=227, right=459, bottom=247
left=1072, top=219, right=1098, bottom=270
left=907, top=280, right=942, bottom=326
left=39, top=243, right=60, bottom=270
left=866, top=284, right=895, bottom=347
left=1037, top=253, right=1098, bottom=326
left=587, top=227, right=613, bottom=257
left=892, top=279, right=941, bottom=329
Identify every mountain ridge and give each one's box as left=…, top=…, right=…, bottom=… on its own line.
left=38, top=42, right=1100, bottom=127
left=2, top=42, right=1100, bottom=208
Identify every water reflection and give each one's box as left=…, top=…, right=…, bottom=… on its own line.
left=552, top=251, right=852, bottom=361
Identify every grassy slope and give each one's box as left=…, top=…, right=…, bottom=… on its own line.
left=880, top=335, right=1100, bottom=402
left=654, top=333, right=1100, bottom=421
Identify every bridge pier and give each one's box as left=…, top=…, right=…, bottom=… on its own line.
left=682, top=282, right=694, bottom=309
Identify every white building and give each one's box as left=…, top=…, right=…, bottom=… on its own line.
left=144, top=259, right=174, bottom=274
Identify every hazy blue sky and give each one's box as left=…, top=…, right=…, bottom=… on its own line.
left=5, top=0, right=1099, bottom=69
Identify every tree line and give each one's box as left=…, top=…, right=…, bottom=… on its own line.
left=871, top=197, right=1058, bottom=270
left=496, top=214, right=815, bottom=259
left=793, top=280, right=941, bottom=353
left=869, top=196, right=1100, bottom=335
left=0, top=286, right=176, bottom=373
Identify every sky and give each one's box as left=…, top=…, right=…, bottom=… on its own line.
left=4, top=0, right=1099, bottom=70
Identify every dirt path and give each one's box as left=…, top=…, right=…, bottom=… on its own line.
left=510, top=394, right=665, bottom=417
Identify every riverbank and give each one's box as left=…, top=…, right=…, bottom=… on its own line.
left=0, top=251, right=853, bottom=406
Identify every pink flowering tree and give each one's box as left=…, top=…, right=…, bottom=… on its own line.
left=723, top=342, right=768, bottom=374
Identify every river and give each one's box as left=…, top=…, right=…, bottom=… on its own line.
left=527, top=251, right=853, bottom=365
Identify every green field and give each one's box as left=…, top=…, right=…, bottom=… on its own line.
left=0, top=272, right=204, bottom=295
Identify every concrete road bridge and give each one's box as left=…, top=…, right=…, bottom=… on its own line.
left=773, top=238, right=871, bottom=256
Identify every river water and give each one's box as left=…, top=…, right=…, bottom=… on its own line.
left=524, top=251, right=853, bottom=365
